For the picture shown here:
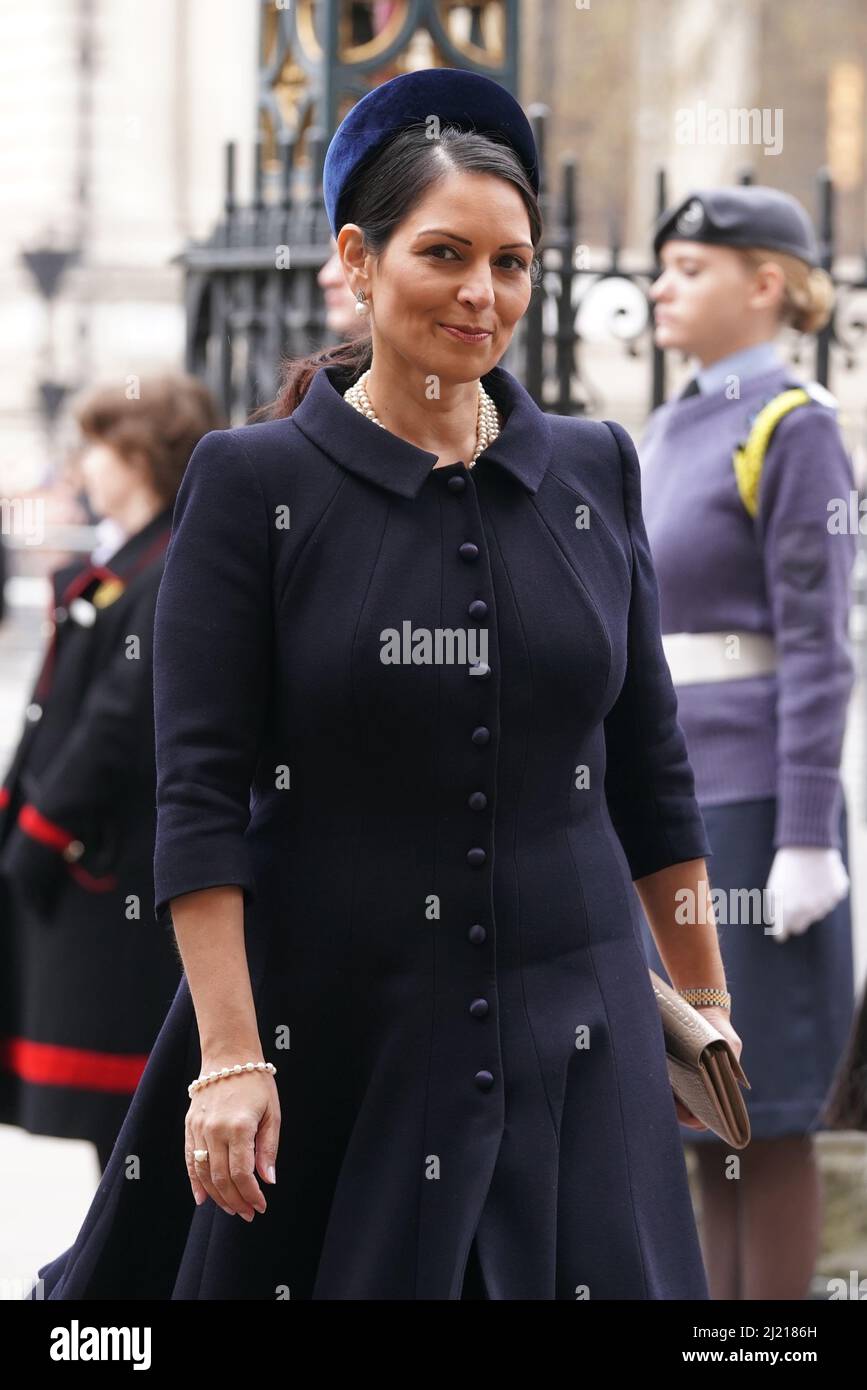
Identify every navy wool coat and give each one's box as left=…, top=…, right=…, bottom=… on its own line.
left=30, top=362, right=713, bottom=1300
left=0, top=508, right=182, bottom=1151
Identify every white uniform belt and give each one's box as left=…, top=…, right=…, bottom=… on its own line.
left=661, top=630, right=777, bottom=685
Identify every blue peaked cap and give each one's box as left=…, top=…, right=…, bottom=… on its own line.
left=323, top=67, right=540, bottom=238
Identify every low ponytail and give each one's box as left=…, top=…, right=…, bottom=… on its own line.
left=248, top=331, right=372, bottom=423
left=786, top=264, right=836, bottom=335
left=737, top=247, right=835, bottom=335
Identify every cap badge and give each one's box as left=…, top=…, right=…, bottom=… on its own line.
left=675, top=198, right=705, bottom=235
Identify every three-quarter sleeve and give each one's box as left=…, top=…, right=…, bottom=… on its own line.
left=601, top=419, right=713, bottom=880
left=152, top=429, right=272, bottom=928
left=756, top=405, right=857, bottom=849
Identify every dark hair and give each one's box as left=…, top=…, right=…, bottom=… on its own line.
left=74, top=372, right=225, bottom=506
left=250, top=121, right=543, bottom=422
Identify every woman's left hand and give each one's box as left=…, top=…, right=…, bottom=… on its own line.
left=674, top=1005, right=744, bottom=1130
left=764, top=846, right=849, bottom=942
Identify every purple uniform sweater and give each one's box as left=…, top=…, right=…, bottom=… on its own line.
left=638, top=358, right=857, bottom=851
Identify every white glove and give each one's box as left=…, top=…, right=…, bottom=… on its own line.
left=764, top=846, right=850, bottom=942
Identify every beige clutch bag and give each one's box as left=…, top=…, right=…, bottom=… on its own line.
left=649, top=969, right=752, bottom=1149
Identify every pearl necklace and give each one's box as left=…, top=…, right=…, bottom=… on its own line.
left=343, top=368, right=500, bottom=467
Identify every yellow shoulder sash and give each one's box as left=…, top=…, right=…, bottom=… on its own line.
left=732, top=388, right=811, bottom=518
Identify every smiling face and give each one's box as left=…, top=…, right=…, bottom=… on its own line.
left=337, top=168, right=535, bottom=384
left=650, top=240, right=785, bottom=362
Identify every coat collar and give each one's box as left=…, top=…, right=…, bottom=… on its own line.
left=289, top=362, right=553, bottom=499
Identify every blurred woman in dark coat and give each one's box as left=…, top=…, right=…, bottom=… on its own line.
left=0, top=373, right=222, bottom=1171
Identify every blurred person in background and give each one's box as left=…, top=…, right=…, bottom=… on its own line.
left=638, top=186, right=857, bottom=1300
left=318, top=235, right=366, bottom=337
left=824, top=977, right=867, bottom=1134
left=0, top=373, right=223, bottom=1173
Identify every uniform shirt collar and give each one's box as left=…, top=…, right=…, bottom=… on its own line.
left=289, top=361, right=553, bottom=499
left=51, top=504, right=173, bottom=605
left=695, top=340, right=782, bottom=395
left=103, top=503, right=174, bottom=572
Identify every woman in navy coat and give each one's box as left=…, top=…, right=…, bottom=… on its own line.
left=27, top=70, right=740, bottom=1301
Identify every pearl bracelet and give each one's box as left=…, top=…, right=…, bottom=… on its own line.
left=188, top=1060, right=277, bottom=1098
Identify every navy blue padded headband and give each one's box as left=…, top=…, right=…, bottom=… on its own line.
left=323, top=67, right=540, bottom=238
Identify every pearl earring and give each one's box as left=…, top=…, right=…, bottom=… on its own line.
left=355, top=290, right=370, bottom=317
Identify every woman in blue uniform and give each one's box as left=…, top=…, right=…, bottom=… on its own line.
left=638, top=186, right=857, bottom=1300
left=27, top=69, right=741, bottom=1301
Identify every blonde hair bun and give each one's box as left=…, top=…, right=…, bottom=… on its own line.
left=738, top=247, right=835, bottom=335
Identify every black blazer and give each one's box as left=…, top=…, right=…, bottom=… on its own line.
left=0, top=506, right=181, bottom=1149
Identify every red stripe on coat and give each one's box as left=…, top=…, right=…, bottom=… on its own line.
left=67, top=863, right=119, bottom=893
left=17, top=803, right=74, bottom=852
left=0, top=1037, right=148, bottom=1092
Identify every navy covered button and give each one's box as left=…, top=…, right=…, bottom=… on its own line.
left=459, top=541, right=479, bottom=561
left=466, top=847, right=486, bottom=867
left=471, top=725, right=490, bottom=745
left=468, top=599, right=488, bottom=619
left=469, top=998, right=489, bottom=1019
left=474, top=1070, right=495, bottom=1091
left=468, top=791, right=487, bottom=811
left=468, top=923, right=487, bottom=944
left=447, top=473, right=467, bottom=492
